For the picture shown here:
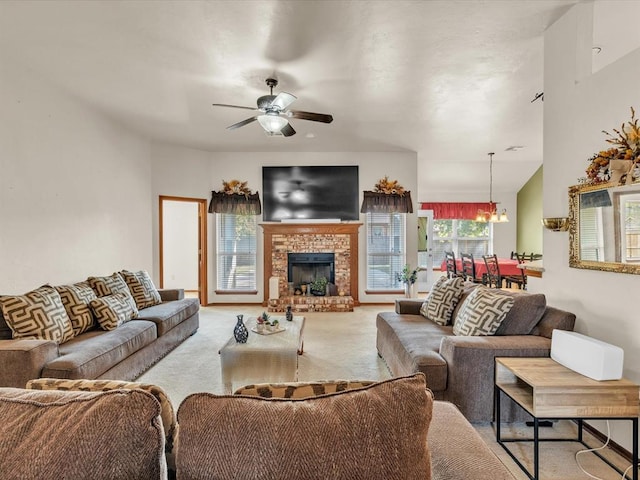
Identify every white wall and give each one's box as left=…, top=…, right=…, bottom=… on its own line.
left=162, top=201, right=199, bottom=290
left=0, top=61, right=153, bottom=293
left=543, top=2, right=640, bottom=453
left=151, top=146, right=418, bottom=303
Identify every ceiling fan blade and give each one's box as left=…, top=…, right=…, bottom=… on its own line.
left=289, top=110, right=333, bottom=123
left=212, top=103, right=256, bottom=112
left=271, top=92, right=297, bottom=111
left=227, top=116, right=257, bottom=130
left=280, top=122, right=296, bottom=137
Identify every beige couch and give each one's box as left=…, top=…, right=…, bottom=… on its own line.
left=376, top=285, right=576, bottom=422
left=0, top=375, right=516, bottom=480
left=0, top=286, right=199, bottom=388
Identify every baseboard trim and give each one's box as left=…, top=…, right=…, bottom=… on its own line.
left=582, top=422, right=634, bottom=464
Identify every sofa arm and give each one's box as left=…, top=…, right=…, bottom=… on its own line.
left=439, top=335, right=551, bottom=422
left=0, top=339, right=59, bottom=388
left=158, top=288, right=185, bottom=301
left=395, top=299, right=424, bottom=314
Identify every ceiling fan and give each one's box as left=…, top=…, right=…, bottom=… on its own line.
left=212, top=78, right=333, bottom=137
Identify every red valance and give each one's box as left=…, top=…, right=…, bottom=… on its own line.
left=420, top=202, right=495, bottom=220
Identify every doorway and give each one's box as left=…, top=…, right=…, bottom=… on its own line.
left=159, top=196, right=208, bottom=305
left=417, top=209, right=435, bottom=293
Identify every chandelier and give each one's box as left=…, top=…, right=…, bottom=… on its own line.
left=475, top=152, right=509, bottom=223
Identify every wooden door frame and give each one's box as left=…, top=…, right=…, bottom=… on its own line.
left=159, top=196, right=208, bottom=306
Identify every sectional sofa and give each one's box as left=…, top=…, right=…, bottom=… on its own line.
left=0, top=374, right=517, bottom=480
left=0, top=271, right=199, bottom=388
left=376, top=280, right=576, bottom=422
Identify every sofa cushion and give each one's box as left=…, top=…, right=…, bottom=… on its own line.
left=41, top=319, right=157, bottom=379
left=419, top=276, right=464, bottom=325
left=495, top=291, right=547, bottom=335
left=120, top=270, right=162, bottom=310
left=136, top=298, right=200, bottom=336
left=0, top=387, right=165, bottom=480
left=0, top=285, right=74, bottom=344
left=26, top=378, right=176, bottom=470
left=453, top=287, right=515, bottom=336
left=376, top=312, right=449, bottom=391
left=90, top=293, right=137, bottom=330
left=87, top=272, right=138, bottom=317
left=0, top=309, right=13, bottom=340
left=55, top=282, right=97, bottom=336
left=177, top=374, right=433, bottom=480
left=234, top=380, right=376, bottom=398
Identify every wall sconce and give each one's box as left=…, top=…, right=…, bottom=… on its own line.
left=542, top=217, right=569, bottom=232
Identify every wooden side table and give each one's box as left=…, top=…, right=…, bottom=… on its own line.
left=495, top=357, right=639, bottom=480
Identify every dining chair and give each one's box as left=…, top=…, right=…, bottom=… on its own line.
left=530, top=253, right=543, bottom=261
left=460, top=253, right=484, bottom=284
left=444, top=251, right=461, bottom=279
left=482, top=254, right=502, bottom=288
left=505, top=253, right=528, bottom=290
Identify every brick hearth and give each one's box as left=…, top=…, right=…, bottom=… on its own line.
left=261, top=223, right=362, bottom=311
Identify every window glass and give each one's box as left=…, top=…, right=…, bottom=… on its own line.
left=432, top=219, right=491, bottom=266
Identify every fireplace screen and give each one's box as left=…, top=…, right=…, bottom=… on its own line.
left=288, top=253, right=335, bottom=289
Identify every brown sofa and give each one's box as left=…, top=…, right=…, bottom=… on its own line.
left=0, top=375, right=516, bottom=480
left=0, top=288, right=199, bottom=388
left=376, top=285, right=576, bottom=422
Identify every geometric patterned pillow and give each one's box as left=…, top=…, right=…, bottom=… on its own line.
left=120, top=270, right=162, bottom=310
left=55, top=282, right=97, bottom=336
left=419, top=275, right=464, bottom=326
left=0, top=285, right=75, bottom=343
left=87, top=273, right=138, bottom=318
left=89, top=293, right=137, bottom=331
left=452, top=287, right=515, bottom=336
left=233, top=380, right=377, bottom=399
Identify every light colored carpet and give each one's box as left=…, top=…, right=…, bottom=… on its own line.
left=138, top=305, right=633, bottom=480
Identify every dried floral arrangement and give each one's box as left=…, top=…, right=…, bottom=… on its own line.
left=585, top=107, right=640, bottom=184
left=373, top=176, right=406, bottom=195
left=222, top=179, right=253, bottom=196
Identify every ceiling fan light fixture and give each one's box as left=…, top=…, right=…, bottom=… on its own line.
left=257, top=114, right=288, bottom=134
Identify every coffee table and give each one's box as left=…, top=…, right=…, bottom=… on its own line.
left=219, top=315, right=305, bottom=394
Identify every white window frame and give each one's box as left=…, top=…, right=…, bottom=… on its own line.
left=432, top=219, right=493, bottom=267
left=216, top=213, right=257, bottom=291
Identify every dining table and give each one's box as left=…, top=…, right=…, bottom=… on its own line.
left=440, top=257, right=522, bottom=277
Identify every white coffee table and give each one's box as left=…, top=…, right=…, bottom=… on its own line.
left=219, top=315, right=305, bottom=394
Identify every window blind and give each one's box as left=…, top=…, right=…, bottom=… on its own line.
left=216, top=213, right=257, bottom=291
left=366, top=212, right=406, bottom=289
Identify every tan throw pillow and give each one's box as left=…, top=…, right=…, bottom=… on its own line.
left=90, top=293, right=137, bottom=330
left=177, top=374, right=433, bottom=480
left=88, top=273, right=138, bottom=317
left=55, top=282, right=97, bottom=336
left=120, top=270, right=162, bottom=310
left=453, top=287, right=515, bottom=336
left=0, top=387, right=165, bottom=480
left=0, top=285, right=74, bottom=343
left=420, top=275, right=464, bottom=325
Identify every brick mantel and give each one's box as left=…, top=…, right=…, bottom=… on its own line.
left=261, top=223, right=362, bottom=306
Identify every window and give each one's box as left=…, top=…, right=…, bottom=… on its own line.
left=432, top=219, right=491, bottom=266
left=366, top=212, right=406, bottom=290
left=621, top=197, right=640, bottom=262
left=216, top=213, right=257, bottom=291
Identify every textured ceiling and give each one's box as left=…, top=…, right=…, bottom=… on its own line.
left=1, top=0, right=585, bottom=197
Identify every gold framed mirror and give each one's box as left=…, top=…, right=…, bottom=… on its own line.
left=569, top=182, right=640, bottom=274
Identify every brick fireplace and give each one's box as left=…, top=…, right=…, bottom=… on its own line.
left=261, top=223, right=362, bottom=311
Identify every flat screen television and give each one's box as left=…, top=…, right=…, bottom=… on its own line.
left=262, top=166, right=359, bottom=222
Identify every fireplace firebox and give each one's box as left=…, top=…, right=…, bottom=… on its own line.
left=288, top=253, right=335, bottom=289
